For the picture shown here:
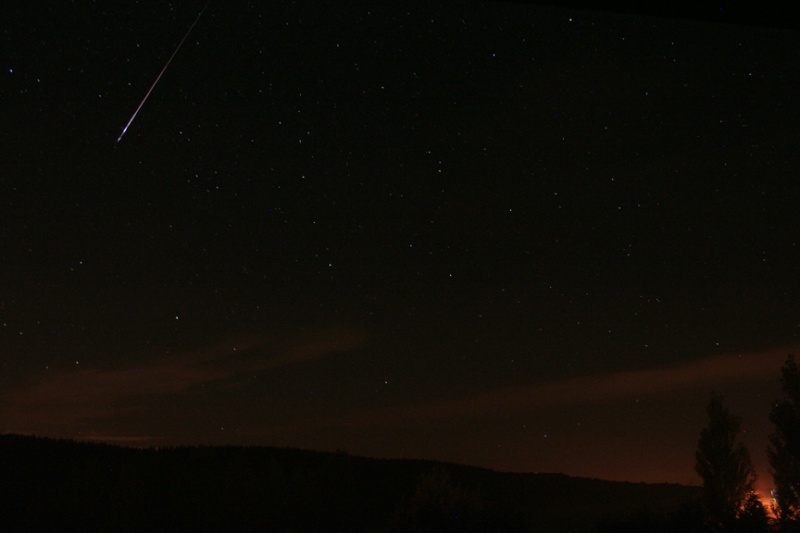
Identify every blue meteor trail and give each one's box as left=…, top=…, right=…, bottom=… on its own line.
left=116, top=1, right=210, bottom=144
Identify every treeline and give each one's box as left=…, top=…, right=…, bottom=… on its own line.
left=692, top=354, right=800, bottom=533
left=0, top=434, right=698, bottom=532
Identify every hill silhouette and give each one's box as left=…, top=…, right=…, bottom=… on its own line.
left=0, top=434, right=700, bottom=532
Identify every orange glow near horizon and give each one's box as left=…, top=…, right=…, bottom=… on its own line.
left=754, top=487, right=777, bottom=518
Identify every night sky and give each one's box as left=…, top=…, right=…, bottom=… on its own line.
left=3, top=0, right=800, bottom=492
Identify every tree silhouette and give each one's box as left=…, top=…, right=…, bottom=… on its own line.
left=770, top=354, right=800, bottom=529
left=734, top=493, right=770, bottom=533
left=695, top=396, right=757, bottom=532
left=391, top=467, right=486, bottom=532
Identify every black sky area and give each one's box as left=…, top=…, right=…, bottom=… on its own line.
left=2, top=0, right=800, bottom=490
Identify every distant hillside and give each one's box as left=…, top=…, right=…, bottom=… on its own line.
left=0, top=434, right=700, bottom=532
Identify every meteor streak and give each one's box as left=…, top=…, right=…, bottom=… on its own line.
left=116, top=1, right=210, bottom=144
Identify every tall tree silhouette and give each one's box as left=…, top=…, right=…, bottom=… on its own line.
left=770, top=354, right=800, bottom=528
left=695, top=396, right=757, bottom=532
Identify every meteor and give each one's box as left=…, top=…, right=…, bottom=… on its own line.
left=116, top=1, right=210, bottom=144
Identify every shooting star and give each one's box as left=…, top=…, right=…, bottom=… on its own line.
left=116, top=1, right=210, bottom=144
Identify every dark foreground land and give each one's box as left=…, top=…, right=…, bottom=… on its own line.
left=0, top=434, right=700, bottom=532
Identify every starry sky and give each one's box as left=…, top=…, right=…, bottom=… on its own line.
left=2, top=0, right=800, bottom=490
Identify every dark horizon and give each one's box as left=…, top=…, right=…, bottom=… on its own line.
left=2, top=0, right=799, bottom=499
left=2, top=431, right=705, bottom=532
